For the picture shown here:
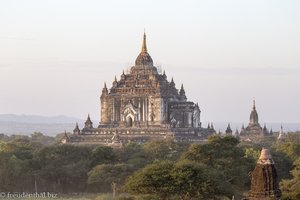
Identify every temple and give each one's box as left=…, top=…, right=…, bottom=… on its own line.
left=225, top=123, right=233, bottom=135
left=248, top=148, right=281, bottom=200
left=240, top=100, right=271, bottom=140
left=277, top=125, right=286, bottom=141
left=64, top=33, right=215, bottom=145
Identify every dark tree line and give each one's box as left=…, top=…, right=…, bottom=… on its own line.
left=0, top=133, right=300, bottom=199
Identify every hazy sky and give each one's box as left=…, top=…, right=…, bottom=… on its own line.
left=0, top=0, right=299, bottom=124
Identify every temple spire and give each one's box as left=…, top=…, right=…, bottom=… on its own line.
left=135, top=31, right=153, bottom=66
left=113, top=75, right=118, bottom=87
left=278, top=124, right=285, bottom=141
left=141, top=31, right=147, bottom=53
left=170, top=77, right=175, bottom=87
left=225, top=123, right=233, bottom=135
left=73, top=122, right=80, bottom=134
left=102, top=82, right=108, bottom=95
left=179, top=84, right=187, bottom=101
left=84, top=114, right=93, bottom=129
left=249, top=100, right=259, bottom=125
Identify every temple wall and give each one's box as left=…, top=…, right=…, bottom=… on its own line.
left=100, top=95, right=110, bottom=124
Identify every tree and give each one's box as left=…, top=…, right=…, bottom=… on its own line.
left=0, top=140, right=7, bottom=152
left=143, top=139, right=189, bottom=161
left=123, top=160, right=174, bottom=200
left=35, top=144, right=92, bottom=193
left=0, top=139, right=37, bottom=192
left=271, top=150, right=293, bottom=180
left=244, top=147, right=260, bottom=161
left=90, top=146, right=116, bottom=167
left=285, top=132, right=300, bottom=144
left=183, top=135, right=254, bottom=195
left=171, top=160, right=231, bottom=199
left=116, top=142, right=149, bottom=169
left=123, top=160, right=231, bottom=200
left=280, top=158, right=300, bottom=199
left=30, top=132, right=55, bottom=145
left=276, top=141, right=300, bottom=161
left=88, top=163, right=134, bottom=192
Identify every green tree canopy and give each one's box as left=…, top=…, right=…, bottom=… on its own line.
left=0, top=139, right=38, bottom=192
left=183, top=135, right=254, bottom=193
left=143, top=139, right=189, bottom=161
left=277, top=141, right=300, bottom=161
left=116, top=142, right=149, bottom=169
left=123, top=160, right=232, bottom=200
left=90, top=146, right=116, bottom=167
left=171, top=160, right=231, bottom=199
left=123, top=160, right=174, bottom=199
left=281, top=157, right=300, bottom=199
left=35, top=144, right=92, bottom=193
left=88, top=163, right=134, bottom=192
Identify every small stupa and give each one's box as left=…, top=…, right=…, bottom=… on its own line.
left=248, top=148, right=281, bottom=200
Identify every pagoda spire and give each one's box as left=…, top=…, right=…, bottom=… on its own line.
left=270, top=127, right=273, bottom=135
left=278, top=124, right=285, bottom=141
left=179, top=84, right=187, bottom=101
left=73, top=122, right=80, bottom=134
left=170, top=77, right=175, bottom=87
left=135, top=31, right=153, bottom=66
left=162, top=70, right=167, bottom=79
left=225, top=123, right=233, bottom=135
left=249, top=100, right=259, bottom=125
left=141, top=31, right=147, bottom=53
left=121, top=69, right=126, bottom=80
left=84, top=114, right=93, bottom=129
left=102, top=82, right=108, bottom=95
left=113, top=75, right=118, bottom=87
left=171, top=77, right=175, bottom=84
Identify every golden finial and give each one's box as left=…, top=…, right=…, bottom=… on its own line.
left=141, top=31, right=147, bottom=53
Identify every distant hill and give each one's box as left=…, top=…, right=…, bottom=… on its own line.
left=0, top=114, right=298, bottom=136
left=0, top=114, right=84, bottom=124
left=0, top=114, right=85, bottom=136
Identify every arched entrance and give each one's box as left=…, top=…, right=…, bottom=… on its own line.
left=126, top=116, right=133, bottom=127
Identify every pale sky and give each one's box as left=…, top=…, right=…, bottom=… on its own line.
left=0, top=0, right=299, bottom=123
